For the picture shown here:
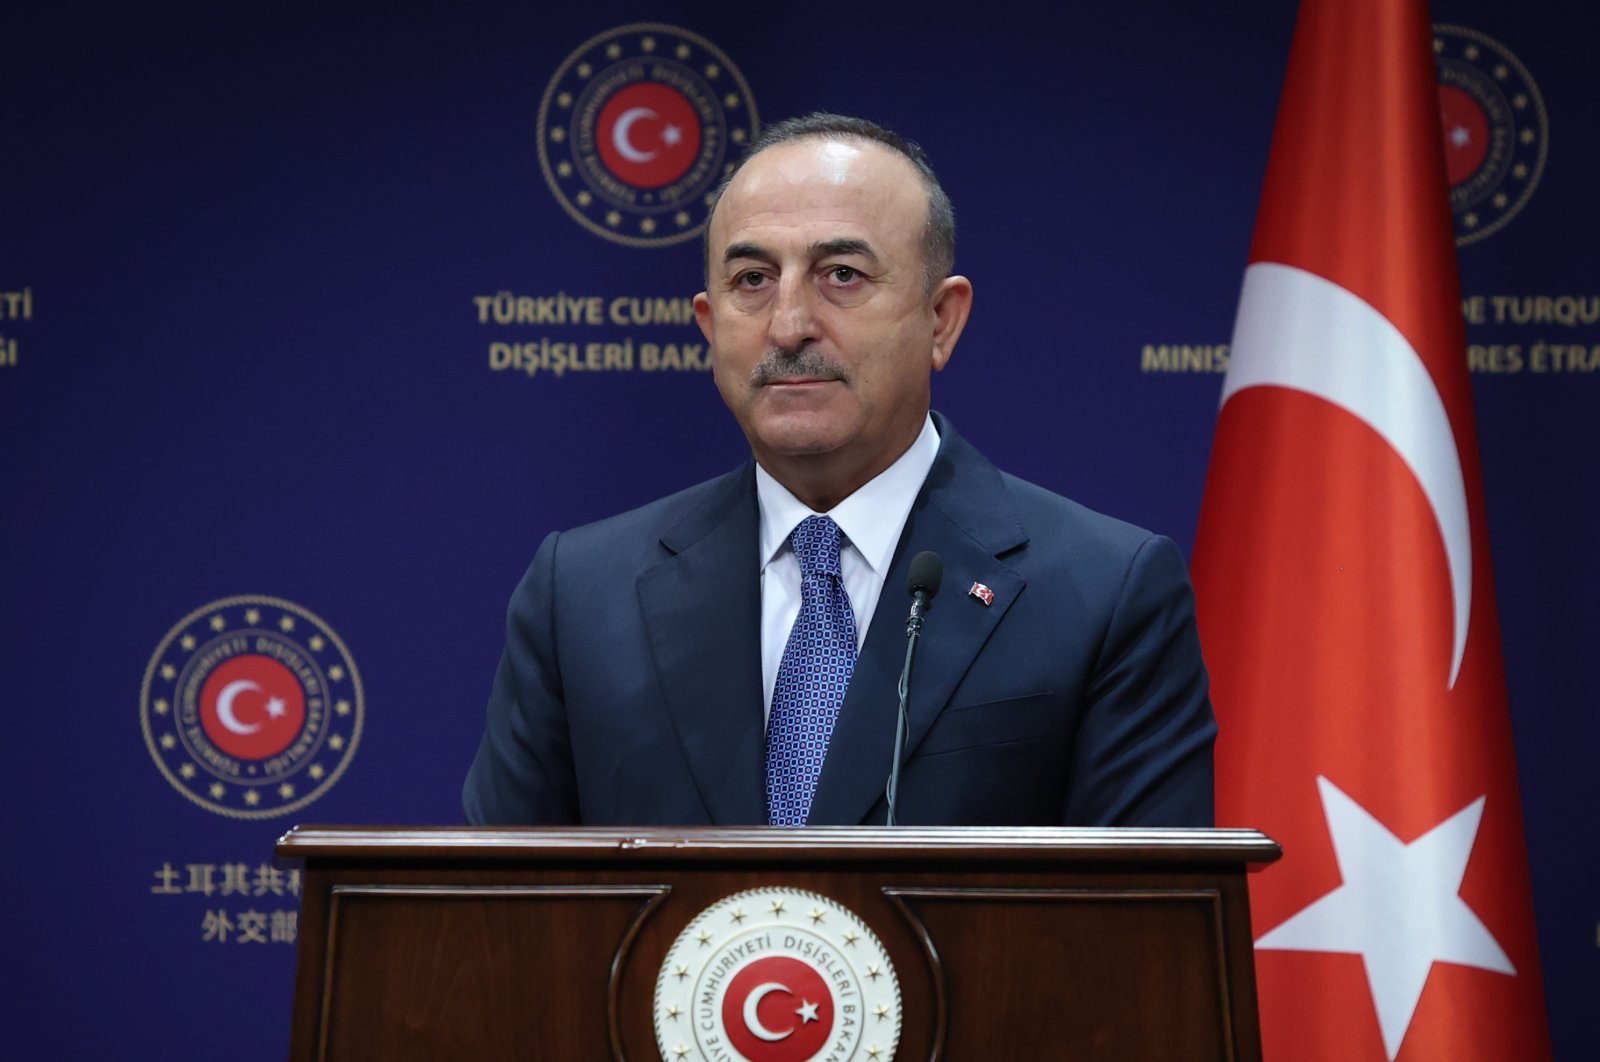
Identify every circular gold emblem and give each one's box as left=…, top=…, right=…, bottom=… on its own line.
left=1433, top=24, right=1548, bottom=246
left=139, top=595, right=363, bottom=819
left=538, top=23, right=760, bottom=248
left=655, top=886, right=902, bottom=1061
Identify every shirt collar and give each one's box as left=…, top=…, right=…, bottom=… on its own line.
left=756, top=414, right=941, bottom=573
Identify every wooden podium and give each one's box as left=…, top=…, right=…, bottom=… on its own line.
left=277, top=826, right=1278, bottom=1061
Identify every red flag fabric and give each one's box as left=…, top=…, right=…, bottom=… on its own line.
left=1190, top=2, right=1550, bottom=1060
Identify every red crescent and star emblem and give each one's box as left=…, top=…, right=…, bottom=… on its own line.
left=1431, top=24, right=1547, bottom=245
left=654, top=886, right=901, bottom=1062
left=723, top=957, right=834, bottom=1061
left=199, top=655, right=307, bottom=760
left=538, top=23, right=759, bottom=248
left=140, top=595, right=363, bottom=819
left=595, top=83, right=702, bottom=189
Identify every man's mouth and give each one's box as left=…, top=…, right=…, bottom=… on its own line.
left=765, top=375, right=838, bottom=386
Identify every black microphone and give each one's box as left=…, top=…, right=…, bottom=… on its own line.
left=886, top=551, right=942, bottom=826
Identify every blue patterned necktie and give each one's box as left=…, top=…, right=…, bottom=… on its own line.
left=766, top=515, right=858, bottom=826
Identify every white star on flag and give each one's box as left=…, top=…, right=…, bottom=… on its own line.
left=1257, top=776, right=1515, bottom=1060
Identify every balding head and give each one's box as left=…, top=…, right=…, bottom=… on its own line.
left=704, top=113, right=956, bottom=294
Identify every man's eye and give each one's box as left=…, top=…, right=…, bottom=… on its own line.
left=738, top=271, right=767, bottom=288
left=829, top=266, right=858, bottom=284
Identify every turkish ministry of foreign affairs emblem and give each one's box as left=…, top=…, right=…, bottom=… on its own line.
left=140, top=595, right=363, bottom=819
left=655, top=886, right=902, bottom=1061
left=538, top=23, right=759, bottom=248
left=1433, top=24, right=1547, bottom=245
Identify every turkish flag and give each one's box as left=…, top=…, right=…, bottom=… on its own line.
left=1190, top=2, right=1550, bottom=1060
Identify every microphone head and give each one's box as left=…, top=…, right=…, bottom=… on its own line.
left=907, top=551, right=943, bottom=598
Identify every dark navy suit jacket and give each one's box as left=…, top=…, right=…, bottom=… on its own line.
left=463, top=414, right=1216, bottom=826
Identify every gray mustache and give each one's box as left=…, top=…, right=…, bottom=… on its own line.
left=750, top=346, right=847, bottom=385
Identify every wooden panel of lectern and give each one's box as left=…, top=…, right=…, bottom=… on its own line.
left=277, top=826, right=1279, bottom=1061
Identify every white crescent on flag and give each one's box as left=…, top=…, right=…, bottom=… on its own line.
left=1223, top=261, right=1472, bottom=686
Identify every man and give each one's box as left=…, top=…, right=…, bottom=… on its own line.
left=464, top=113, right=1214, bottom=827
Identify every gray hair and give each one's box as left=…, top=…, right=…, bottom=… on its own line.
left=703, top=112, right=956, bottom=293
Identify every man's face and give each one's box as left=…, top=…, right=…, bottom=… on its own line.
left=694, top=138, right=970, bottom=503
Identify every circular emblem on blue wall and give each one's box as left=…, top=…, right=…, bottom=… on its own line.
left=139, top=595, right=363, bottom=819
left=538, top=23, right=759, bottom=248
left=654, top=886, right=902, bottom=1062
left=1433, top=24, right=1548, bottom=246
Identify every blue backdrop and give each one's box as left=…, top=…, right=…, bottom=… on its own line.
left=4, top=2, right=1593, bottom=1058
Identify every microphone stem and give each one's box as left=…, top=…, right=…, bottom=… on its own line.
left=886, top=619, right=920, bottom=827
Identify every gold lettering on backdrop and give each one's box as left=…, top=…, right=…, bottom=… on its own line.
left=1467, top=345, right=1525, bottom=374
left=150, top=860, right=301, bottom=944
left=486, top=339, right=712, bottom=378
left=1404, top=341, right=1600, bottom=375
left=475, top=293, right=708, bottom=380
left=609, top=295, right=696, bottom=326
left=1139, top=292, right=1598, bottom=377
left=0, top=288, right=31, bottom=320
left=1528, top=343, right=1600, bottom=373
left=0, top=286, right=32, bottom=367
left=1460, top=294, right=1600, bottom=375
left=1471, top=294, right=1600, bottom=327
left=1140, top=345, right=1231, bottom=374
left=473, top=292, right=607, bottom=326
left=1139, top=334, right=1598, bottom=375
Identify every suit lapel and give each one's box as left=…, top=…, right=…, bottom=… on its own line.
left=806, top=422, right=1029, bottom=825
left=636, top=467, right=769, bottom=825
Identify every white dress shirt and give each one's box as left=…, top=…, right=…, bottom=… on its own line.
left=755, top=415, right=941, bottom=720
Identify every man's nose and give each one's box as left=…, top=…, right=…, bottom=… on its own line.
left=767, top=274, right=821, bottom=351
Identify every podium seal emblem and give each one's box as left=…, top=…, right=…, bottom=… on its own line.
left=654, top=886, right=902, bottom=1061
left=139, top=595, right=363, bottom=819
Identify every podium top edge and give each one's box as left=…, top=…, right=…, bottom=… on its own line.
left=276, top=825, right=1281, bottom=864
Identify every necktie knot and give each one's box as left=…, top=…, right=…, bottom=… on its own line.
left=790, top=515, right=843, bottom=578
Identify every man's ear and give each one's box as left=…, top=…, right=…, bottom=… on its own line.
left=693, top=291, right=714, bottom=345
left=929, top=275, right=973, bottom=371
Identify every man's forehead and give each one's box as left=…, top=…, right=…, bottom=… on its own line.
left=709, top=137, right=926, bottom=254
left=730, top=137, right=876, bottom=195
